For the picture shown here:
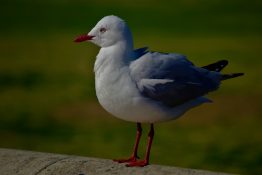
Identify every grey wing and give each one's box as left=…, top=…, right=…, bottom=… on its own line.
left=129, top=52, right=221, bottom=107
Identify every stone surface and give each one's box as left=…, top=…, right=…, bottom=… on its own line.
left=0, top=148, right=235, bottom=175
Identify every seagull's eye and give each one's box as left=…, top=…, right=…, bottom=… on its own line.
left=100, top=27, right=107, bottom=33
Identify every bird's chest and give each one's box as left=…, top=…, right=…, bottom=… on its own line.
left=95, top=70, right=123, bottom=104
left=95, top=66, right=139, bottom=117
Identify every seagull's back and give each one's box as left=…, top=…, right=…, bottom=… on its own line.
left=130, top=51, right=221, bottom=107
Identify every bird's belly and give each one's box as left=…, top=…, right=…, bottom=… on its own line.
left=95, top=71, right=140, bottom=120
left=95, top=75, right=182, bottom=123
left=94, top=67, right=198, bottom=123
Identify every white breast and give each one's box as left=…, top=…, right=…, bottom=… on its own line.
left=95, top=64, right=179, bottom=123
left=94, top=53, right=154, bottom=120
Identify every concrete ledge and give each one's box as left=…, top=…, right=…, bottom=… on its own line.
left=0, top=148, right=234, bottom=175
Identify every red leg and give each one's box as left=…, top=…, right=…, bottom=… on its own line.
left=127, top=124, right=154, bottom=167
left=113, top=123, right=142, bottom=163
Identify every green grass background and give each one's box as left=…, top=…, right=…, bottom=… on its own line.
left=0, top=0, right=261, bottom=174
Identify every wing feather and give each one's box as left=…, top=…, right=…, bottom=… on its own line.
left=130, top=52, right=221, bottom=106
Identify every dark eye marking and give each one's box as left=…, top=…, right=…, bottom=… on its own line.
left=100, top=27, right=107, bottom=33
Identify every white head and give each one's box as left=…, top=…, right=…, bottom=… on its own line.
left=75, top=15, right=133, bottom=48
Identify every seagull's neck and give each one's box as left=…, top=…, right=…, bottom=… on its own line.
left=94, top=40, right=133, bottom=74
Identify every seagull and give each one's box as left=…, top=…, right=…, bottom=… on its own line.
left=74, top=15, right=243, bottom=167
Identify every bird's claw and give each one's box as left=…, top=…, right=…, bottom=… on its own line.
left=126, top=160, right=148, bottom=167
left=113, top=156, right=138, bottom=163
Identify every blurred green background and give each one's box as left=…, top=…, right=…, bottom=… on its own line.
left=0, top=0, right=261, bottom=174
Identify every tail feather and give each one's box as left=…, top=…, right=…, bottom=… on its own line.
left=221, top=73, right=244, bottom=80
left=202, top=60, right=228, bottom=72
left=203, top=59, right=244, bottom=80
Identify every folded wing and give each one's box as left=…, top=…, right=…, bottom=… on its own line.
left=129, top=51, right=221, bottom=107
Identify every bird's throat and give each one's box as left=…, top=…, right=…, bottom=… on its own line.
left=94, top=42, right=133, bottom=74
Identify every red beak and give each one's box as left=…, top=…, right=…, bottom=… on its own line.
left=74, top=34, right=94, bottom=42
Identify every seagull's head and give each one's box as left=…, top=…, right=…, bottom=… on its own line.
left=74, top=15, right=133, bottom=48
